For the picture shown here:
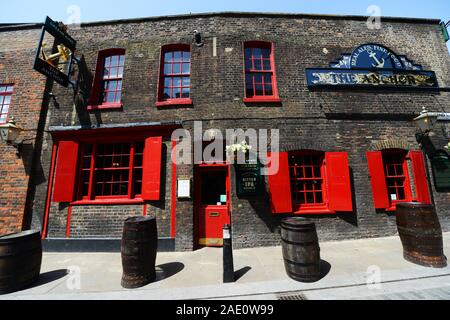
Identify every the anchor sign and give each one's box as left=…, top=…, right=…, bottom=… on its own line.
left=368, top=52, right=385, bottom=68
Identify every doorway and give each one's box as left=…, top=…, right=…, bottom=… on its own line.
left=194, top=165, right=230, bottom=248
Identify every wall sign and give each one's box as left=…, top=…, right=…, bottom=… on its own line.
left=236, top=159, right=263, bottom=197
left=177, top=179, right=191, bottom=199
left=33, top=16, right=77, bottom=87
left=306, top=43, right=438, bottom=89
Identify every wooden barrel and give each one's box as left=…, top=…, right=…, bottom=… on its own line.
left=396, top=203, right=447, bottom=268
left=281, top=217, right=321, bottom=283
left=121, top=216, right=158, bottom=289
left=0, top=230, right=42, bottom=295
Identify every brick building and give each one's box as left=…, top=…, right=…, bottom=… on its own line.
left=1, top=12, right=449, bottom=251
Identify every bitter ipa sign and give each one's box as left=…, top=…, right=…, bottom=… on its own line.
left=236, top=160, right=263, bottom=197
left=306, top=43, right=438, bottom=90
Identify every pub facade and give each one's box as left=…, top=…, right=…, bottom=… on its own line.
left=0, top=12, right=449, bottom=251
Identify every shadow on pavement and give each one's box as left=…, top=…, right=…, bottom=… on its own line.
left=154, top=262, right=185, bottom=282
left=320, top=260, right=332, bottom=280
left=235, top=266, right=252, bottom=281
left=26, top=269, right=69, bottom=290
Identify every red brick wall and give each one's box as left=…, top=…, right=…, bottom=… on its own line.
left=0, top=27, right=47, bottom=235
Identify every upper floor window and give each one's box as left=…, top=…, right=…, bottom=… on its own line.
left=243, top=41, right=280, bottom=103
left=88, top=49, right=125, bottom=110
left=367, top=149, right=432, bottom=211
left=0, top=85, right=13, bottom=124
left=156, top=44, right=192, bottom=107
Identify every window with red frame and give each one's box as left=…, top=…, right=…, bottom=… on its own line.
left=78, top=141, right=143, bottom=200
left=267, top=150, right=353, bottom=215
left=367, top=149, right=431, bottom=210
left=0, top=85, right=14, bottom=124
left=289, top=152, right=327, bottom=211
left=244, top=42, right=279, bottom=102
left=382, top=150, right=412, bottom=204
left=157, top=45, right=191, bottom=106
left=89, top=49, right=125, bottom=109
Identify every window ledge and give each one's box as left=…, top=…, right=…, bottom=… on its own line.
left=71, top=198, right=144, bottom=206
left=155, top=99, right=193, bottom=107
left=243, top=97, right=282, bottom=104
left=293, top=208, right=336, bottom=215
left=87, top=103, right=123, bottom=111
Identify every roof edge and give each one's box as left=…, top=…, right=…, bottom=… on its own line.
left=0, top=11, right=442, bottom=32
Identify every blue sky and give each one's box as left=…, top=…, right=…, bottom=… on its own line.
left=0, top=0, right=448, bottom=24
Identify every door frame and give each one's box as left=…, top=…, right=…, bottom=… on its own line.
left=194, top=163, right=231, bottom=249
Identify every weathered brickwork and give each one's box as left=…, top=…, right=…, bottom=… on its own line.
left=0, top=27, right=49, bottom=235
left=1, top=13, right=449, bottom=250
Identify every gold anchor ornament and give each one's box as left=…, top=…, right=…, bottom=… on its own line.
left=41, top=42, right=72, bottom=70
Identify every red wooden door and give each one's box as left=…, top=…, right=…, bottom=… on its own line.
left=195, top=165, right=230, bottom=247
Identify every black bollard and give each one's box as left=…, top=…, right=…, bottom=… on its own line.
left=223, top=224, right=235, bottom=283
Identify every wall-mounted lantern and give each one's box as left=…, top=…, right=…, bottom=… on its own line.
left=0, top=118, right=25, bottom=157
left=413, top=107, right=439, bottom=135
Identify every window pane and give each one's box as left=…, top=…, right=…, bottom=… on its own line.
left=253, top=59, right=262, bottom=71
left=6, top=86, right=13, bottom=92
left=261, top=48, right=270, bottom=58
left=1, top=104, right=9, bottom=114
left=173, top=64, right=181, bottom=74
left=263, top=59, right=271, bottom=70
left=103, top=56, right=111, bottom=67
left=173, top=77, right=181, bottom=87
left=110, top=56, right=119, bottom=67
left=119, top=55, right=125, bottom=65
left=117, top=80, right=123, bottom=91
left=163, top=88, right=171, bottom=99
left=264, top=84, right=273, bottom=96
left=174, top=51, right=182, bottom=62
left=107, top=92, right=116, bottom=103
left=109, top=68, right=118, bottom=78
left=182, top=63, right=190, bottom=74
left=254, top=74, right=263, bottom=84
left=117, top=67, right=124, bottom=78
left=108, top=81, right=117, bottom=91
left=253, top=48, right=261, bottom=58
left=182, top=51, right=190, bottom=61
left=182, top=77, right=190, bottom=87
left=164, top=63, right=172, bottom=75
left=0, top=86, right=6, bottom=93
left=245, top=59, right=252, bottom=71
left=173, top=87, right=181, bottom=99
left=115, top=92, right=122, bottom=103
left=264, top=74, right=272, bottom=85
left=255, top=84, right=263, bottom=96
left=164, top=51, right=172, bottom=62
left=244, top=48, right=252, bottom=60
left=181, top=88, right=190, bottom=98
left=164, top=77, right=172, bottom=87
left=0, top=115, right=6, bottom=123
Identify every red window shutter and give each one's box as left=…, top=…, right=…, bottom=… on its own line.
left=325, top=152, right=353, bottom=212
left=53, top=141, right=79, bottom=203
left=366, top=151, right=390, bottom=209
left=409, top=151, right=432, bottom=204
left=142, top=136, right=163, bottom=201
left=267, top=152, right=292, bottom=214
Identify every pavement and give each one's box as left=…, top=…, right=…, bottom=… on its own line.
left=1, top=233, right=450, bottom=300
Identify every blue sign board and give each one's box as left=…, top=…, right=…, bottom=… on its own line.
left=306, top=43, right=438, bottom=89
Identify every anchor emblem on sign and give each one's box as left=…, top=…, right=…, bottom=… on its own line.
left=369, top=52, right=385, bottom=68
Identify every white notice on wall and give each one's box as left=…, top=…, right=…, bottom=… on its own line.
left=390, top=194, right=398, bottom=201
left=178, top=179, right=190, bottom=198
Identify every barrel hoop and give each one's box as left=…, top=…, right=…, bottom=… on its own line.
left=284, top=258, right=320, bottom=268
left=281, top=238, right=319, bottom=247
